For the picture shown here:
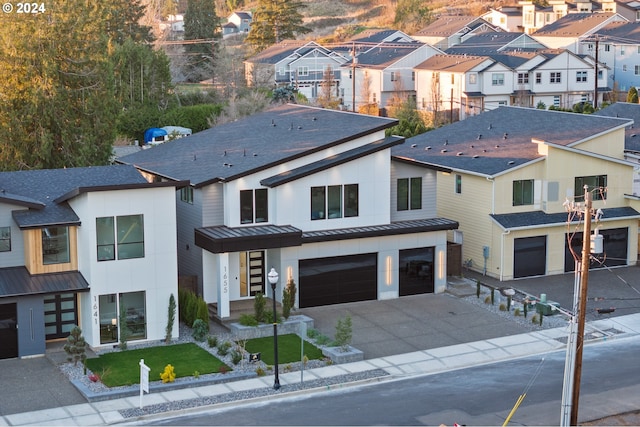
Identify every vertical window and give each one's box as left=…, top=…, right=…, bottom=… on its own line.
left=311, top=186, right=326, bottom=220
left=99, top=294, right=118, bottom=344
left=635, top=65, right=640, bottom=75
left=344, top=184, right=359, bottom=217
left=117, top=215, right=144, bottom=259
left=0, top=226, right=10, bottom=252
left=455, top=174, right=462, bottom=194
left=469, top=73, right=477, bottom=84
left=42, top=226, right=70, bottom=265
left=517, top=73, right=529, bottom=84
left=411, top=71, right=415, bottom=81
left=397, top=178, right=422, bottom=211
left=513, top=179, right=534, bottom=206
left=120, top=291, right=146, bottom=340
left=621, top=46, right=625, bottom=55
left=575, top=175, right=607, bottom=201
left=96, top=217, right=115, bottom=261
left=576, top=71, right=587, bottom=82
left=604, top=44, right=610, bottom=52
left=180, top=187, right=193, bottom=204
left=327, top=185, right=342, bottom=219
left=298, top=66, right=309, bottom=76
left=390, top=71, right=397, bottom=81
left=554, top=95, right=561, bottom=107
left=535, top=72, right=542, bottom=84
left=550, top=72, right=561, bottom=83
left=492, top=73, right=504, bottom=85
left=240, top=189, right=268, bottom=224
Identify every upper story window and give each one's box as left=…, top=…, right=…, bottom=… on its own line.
left=621, top=46, right=625, bottom=55
left=635, top=65, right=640, bottom=75
left=492, top=73, right=504, bottom=86
left=311, top=184, right=358, bottom=220
left=535, top=72, right=542, bottom=84
left=240, top=189, right=268, bottom=224
left=550, top=72, right=561, bottom=83
left=180, top=187, right=193, bottom=204
left=513, top=179, right=534, bottom=206
left=411, top=71, right=415, bottom=81
left=390, top=71, right=398, bottom=81
left=455, top=174, right=462, bottom=194
left=469, top=73, right=477, bottom=84
left=96, top=215, right=145, bottom=261
left=42, top=226, right=70, bottom=265
left=575, top=175, right=607, bottom=201
left=397, top=178, right=422, bottom=211
left=297, top=66, right=309, bottom=77
left=0, top=227, right=10, bottom=252
left=576, top=71, right=587, bottom=82
left=604, top=44, right=610, bottom=52
left=517, top=73, right=528, bottom=84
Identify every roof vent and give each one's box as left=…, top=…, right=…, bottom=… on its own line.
left=223, top=150, right=227, bottom=156
left=477, top=134, right=482, bottom=140
left=441, top=149, right=448, bottom=153
left=503, top=133, right=508, bottom=139
left=425, top=146, right=431, bottom=150
left=488, top=124, right=492, bottom=130
left=312, top=117, right=317, bottom=121
left=271, top=119, right=276, bottom=127
left=193, top=154, right=197, bottom=161
left=508, top=160, right=515, bottom=165
left=473, top=155, right=479, bottom=158
left=411, top=144, right=417, bottom=148
left=495, top=144, right=500, bottom=148
left=243, top=149, right=246, bottom=157
left=298, top=125, right=303, bottom=129
left=470, top=144, right=474, bottom=148
left=444, top=139, right=448, bottom=145
left=456, top=152, right=464, bottom=156
left=632, top=134, right=637, bottom=138
left=253, top=153, right=258, bottom=156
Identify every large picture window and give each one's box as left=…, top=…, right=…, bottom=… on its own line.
left=96, top=215, right=144, bottom=261
left=575, top=175, right=607, bottom=201
left=513, top=179, right=534, bottom=206
left=397, top=177, right=422, bottom=211
left=99, top=291, right=146, bottom=344
left=240, top=189, right=268, bottom=224
left=311, top=184, right=358, bottom=220
left=42, top=226, right=70, bottom=265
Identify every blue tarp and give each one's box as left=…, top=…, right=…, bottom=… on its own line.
left=144, top=128, right=168, bottom=144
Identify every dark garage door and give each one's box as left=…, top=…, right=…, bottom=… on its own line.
left=564, top=227, right=628, bottom=272
left=299, top=253, right=377, bottom=308
left=0, top=303, right=18, bottom=359
left=514, top=236, right=547, bottom=278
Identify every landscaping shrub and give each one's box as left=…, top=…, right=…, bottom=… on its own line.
left=165, top=293, right=176, bottom=344
left=207, top=335, right=218, bottom=348
left=192, top=319, right=209, bottom=342
left=63, top=325, right=87, bottom=367
left=333, top=315, right=353, bottom=352
left=254, top=292, right=266, bottom=323
left=239, top=313, right=259, bottom=326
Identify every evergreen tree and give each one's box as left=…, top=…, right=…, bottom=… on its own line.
left=627, top=86, right=639, bottom=104
left=246, top=0, right=311, bottom=53
left=0, top=0, right=119, bottom=170
left=183, top=0, right=222, bottom=82
left=394, top=0, right=433, bottom=34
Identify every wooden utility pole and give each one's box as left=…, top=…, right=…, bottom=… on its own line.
left=351, top=42, right=357, bottom=112
left=570, top=186, right=591, bottom=425
left=593, top=37, right=599, bottom=110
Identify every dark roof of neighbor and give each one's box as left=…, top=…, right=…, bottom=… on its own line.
left=195, top=219, right=459, bottom=253
left=445, top=32, right=545, bottom=56
left=0, top=267, right=89, bottom=298
left=117, top=104, right=399, bottom=188
left=392, top=106, right=631, bottom=176
left=245, top=40, right=317, bottom=64
left=415, top=54, right=492, bottom=72
left=348, top=42, right=425, bottom=68
left=347, top=29, right=414, bottom=43
left=593, top=21, right=640, bottom=42
left=595, top=102, right=640, bottom=153
left=490, top=207, right=640, bottom=230
left=0, top=165, right=171, bottom=228
left=414, top=16, right=493, bottom=37
left=533, top=12, right=617, bottom=37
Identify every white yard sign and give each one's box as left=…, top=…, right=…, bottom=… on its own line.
left=139, top=359, right=150, bottom=409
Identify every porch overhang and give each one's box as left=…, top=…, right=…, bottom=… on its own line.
left=0, top=267, right=90, bottom=298
left=490, top=207, right=640, bottom=231
left=195, top=224, right=303, bottom=254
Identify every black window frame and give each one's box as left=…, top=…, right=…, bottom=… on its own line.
left=240, top=189, right=268, bottom=224
left=311, top=184, right=359, bottom=220
left=397, top=177, right=422, bottom=211
left=513, top=179, right=534, bottom=206
left=0, top=226, right=11, bottom=252
left=575, top=175, right=607, bottom=201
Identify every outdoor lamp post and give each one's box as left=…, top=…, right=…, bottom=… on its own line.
left=267, top=268, right=281, bottom=390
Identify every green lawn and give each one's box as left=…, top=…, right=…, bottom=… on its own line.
left=85, top=343, right=229, bottom=387
left=244, top=334, right=324, bottom=366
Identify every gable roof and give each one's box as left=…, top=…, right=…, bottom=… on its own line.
left=392, top=106, right=631, bottom=176
left=347, top=42, right=426, bottom=69
left=117, top=104, right=399, bottom=188
left=532, top=12, right=620, bottom=37
left=415, top=54, right=492, bottom=72
left=245, top=40, right=319, bottom=64
left=414, top=16, right=495, bottom=37
left=347, top=29, right=415, bottom=44
left=0, top=165, right=173, bottom=229
left=445, top=32, right=546, bottom=55
left=592, top=20, right=640, bottom=42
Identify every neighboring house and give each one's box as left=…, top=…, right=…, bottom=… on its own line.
left=444, top=32, right=548, bottom=55
left=118, top=104, right=458, bottom=318
left=393, top=106, right=639, bottom=281
left=482, top=4, right=528, bottom=32
left=244, top=41, right=348, bottom=100
left=0, top=165, right=184, bottom=359
left=222, top=11, right=252, bottom=38
left=531, top=12, right=627, bottom=51
left=414, top=47, right=608, bottom=119
left=340, top=42, right=443, bottom=112
left=412, top=16, right=502, bottom=50
left=581, top=21, right=640, bottom=93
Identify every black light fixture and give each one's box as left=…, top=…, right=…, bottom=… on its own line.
left=267, top=268, right=280, bottom=390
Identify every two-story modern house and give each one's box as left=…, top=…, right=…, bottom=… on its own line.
left=0, top=165, right=184, bottom=359
left=118, top=104, right=458, bottom=318
left=393, top=106, right=640, bottom=281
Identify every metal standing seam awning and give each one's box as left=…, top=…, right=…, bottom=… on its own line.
left=0, top=267, right=90, bottom=298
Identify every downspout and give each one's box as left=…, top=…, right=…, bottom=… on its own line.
left=501, top=229, right=510, bottom=282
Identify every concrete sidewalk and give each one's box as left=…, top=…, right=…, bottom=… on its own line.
left=2, top=312, right=639, bottom=426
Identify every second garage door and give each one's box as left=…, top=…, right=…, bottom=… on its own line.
left=299, top=253, right=377, bottom=308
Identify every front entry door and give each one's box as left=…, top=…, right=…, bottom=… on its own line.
left=0, top=303, right=18, bottom=359
left=44, top=293, right=78, bottom=340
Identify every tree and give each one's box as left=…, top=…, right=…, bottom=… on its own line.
left=245, top=0, right=311, bottom=53
left=183, top=0, right=222, bottom=82
left=386, top=97, right=429, bottom=138
left=165, top=294, right=177, bottom=344
left=0, top=0, right=119, bottom=170
left=317, top=66, right=341, bottom=109
left=394, top=0, right=433, bottom=34
left=63, top=326, right=87, bottom=367
left=627, top=86, right=638, bottom=104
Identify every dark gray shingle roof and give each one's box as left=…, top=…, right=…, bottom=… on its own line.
left=491, top=207, right=640, bottom=230
left=0, top=165, right=148, bottom=228
left=393, top=106, right=631, bottom=176
left=595, top=102, right=640, bottom=153
left=118, top=104, right=398, bottom=187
